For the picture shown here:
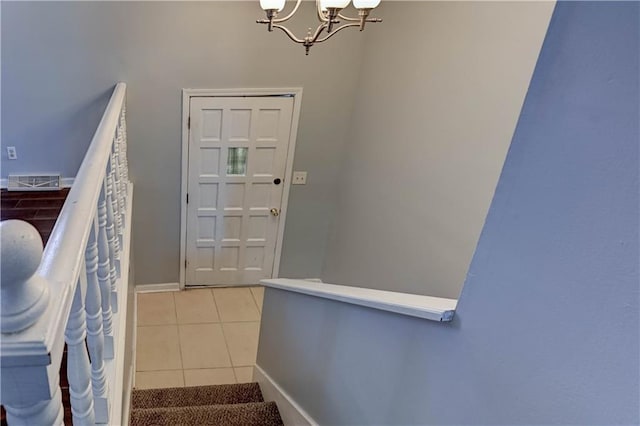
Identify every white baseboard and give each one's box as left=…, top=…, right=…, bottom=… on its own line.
left=122, top=363, right=134, bottom=426
left=135, top=282, right=180, bottom=293
left=132, top=291, right=138, bottom=390
left=0, top=177, right=75, bottom=189
left=127, top=288, right=139, bottom=417
left=62, top=177, right=75, bottom=187
left=253, top=365, right=317, bottom=426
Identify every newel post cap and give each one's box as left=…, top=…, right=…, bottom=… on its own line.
left=0, top=220, right=50, bottom=334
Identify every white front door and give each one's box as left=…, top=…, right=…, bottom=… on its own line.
left=186, top=96, right=295, bottom=286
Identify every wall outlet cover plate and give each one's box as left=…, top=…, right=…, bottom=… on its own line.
left=292, top=171, right=307, bottom=185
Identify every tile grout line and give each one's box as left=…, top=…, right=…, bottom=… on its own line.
left=228, top=288, right=261, bottom=374
left=171, top=292, right=186, bottom=387
left=208, top=287, right=222, bottom=323
left=219, top=286, right=262, bottom=323
left=220, top=320, right=261, bottom=369
left=211, top=288, right=238, bottom=383
left=219, top=324, right=239, bottom=382
left=211, top=289, right=238, bottom=383
left=214, top=289, right=244, bottom=382
left=249, top=287, right=261, bottom=313
left=211, top=288, right=223, bottom=322
left=220, top=289, right=260, bottom=368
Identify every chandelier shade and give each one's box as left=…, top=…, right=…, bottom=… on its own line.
left=260, top=0, right=286, bottom=12
left=257, top=0, right=383, bottom=55
left=352, top=0, right=381, bottom=8
left=320, top=0, right=351, bottom=9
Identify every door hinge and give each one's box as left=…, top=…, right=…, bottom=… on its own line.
left=186, top=193, right=189, bottom=204
left=187, top=116, right=191, bottom=129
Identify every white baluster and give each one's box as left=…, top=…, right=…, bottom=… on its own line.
left=0, top=220, right=50, bottom=333
left=105, top=168, right=119, bottom=313
left=4, top=386, right=64, bottom=426
left=119, top=112, right=130, bottom=246
left=64, top=274, right=96, bottom=426
left=119, top=107, right=129, bottom=187
left=109, top=149, right=123, bottom=256
left=112, top=134, right=125, bottom=242
left=97, top=183, right=114, bottom=359
left=85, top=216, right=110, bottom=423
left=116, top=141, right=127, bottom=233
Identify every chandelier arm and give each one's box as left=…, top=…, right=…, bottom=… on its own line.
left=310, top=22, right=330, bottom=44
left=337, top=12, right=361, bottom=22
left=271, top=24, right=306, bottom=44
left=315, top=22, right=361, bottom=43
left=273, top=0, right=303, bottom=23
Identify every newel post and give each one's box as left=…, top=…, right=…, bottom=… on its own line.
left=0, top=220, right=49, bottom=333
left=1, top=220, right=64, bottom=425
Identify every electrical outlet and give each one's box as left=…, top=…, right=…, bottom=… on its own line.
left=292, top=171, right=307, bottom=185
left=6, top=147, right=17, bottom=160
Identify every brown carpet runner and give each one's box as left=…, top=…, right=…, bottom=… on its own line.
left=130, top=382, right=284, bottom=426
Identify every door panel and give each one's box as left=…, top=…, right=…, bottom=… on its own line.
left=186, top=96, right=294, bottom=286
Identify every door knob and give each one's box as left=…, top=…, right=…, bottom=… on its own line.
left=270, top=208, right=280, bottom=217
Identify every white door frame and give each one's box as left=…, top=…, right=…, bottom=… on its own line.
left=180, top=88, right=303, bottom=290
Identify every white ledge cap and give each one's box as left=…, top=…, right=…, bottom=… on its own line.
left=260, top=278, right=457, bottom=322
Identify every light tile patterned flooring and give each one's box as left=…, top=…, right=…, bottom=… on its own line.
left=135, top=286, right=264, bottom=390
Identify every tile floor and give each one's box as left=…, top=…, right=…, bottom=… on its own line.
left=135, top=286, right=264, bottom=390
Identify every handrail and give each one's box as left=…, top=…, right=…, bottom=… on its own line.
left=0, top=83, right=126, bottom=358
left=1, top=82, right=131, bottom=425
left=261, top=278, right=458, bottom=322
left=40, top=83, right=126, bottom=282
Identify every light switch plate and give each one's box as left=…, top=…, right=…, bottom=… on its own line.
left=292, top=171, right=307, bottom=185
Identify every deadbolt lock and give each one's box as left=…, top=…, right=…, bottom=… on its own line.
left=270, top=208, right=280, bottom=217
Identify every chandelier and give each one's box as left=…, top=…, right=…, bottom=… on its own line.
left=257, top=0, right=382, bottom=55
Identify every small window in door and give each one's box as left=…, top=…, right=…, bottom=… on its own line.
left=227, top=147, right=248, bottom=176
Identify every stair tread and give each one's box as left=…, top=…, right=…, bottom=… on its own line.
left=130, top=401, right=284, bottom=426
left=131, top=382, right=264, bottom=410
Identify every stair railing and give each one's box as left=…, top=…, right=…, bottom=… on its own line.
left=1, top=83, right=131, bottom=425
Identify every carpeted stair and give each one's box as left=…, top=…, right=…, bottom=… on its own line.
left=130, top=382, right=284, bottom=426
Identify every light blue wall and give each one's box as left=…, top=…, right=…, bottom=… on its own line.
left=0, top=1, right=366, bottom=284
left=257, top=2, right=639, bottom=423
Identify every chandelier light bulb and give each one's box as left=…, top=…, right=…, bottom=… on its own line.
left=260, top=0, right=286, bottom=11
left=320, top=0, right=351, bottom=10
left=353, top=0, right=380, bottom=9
